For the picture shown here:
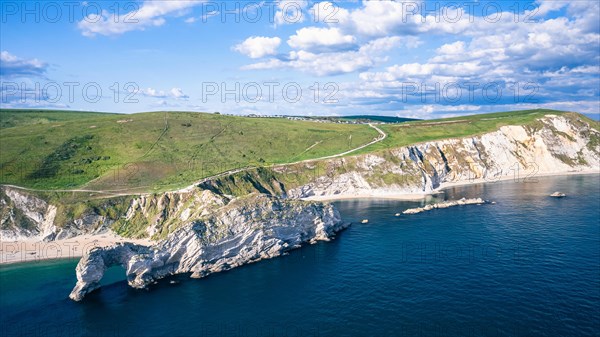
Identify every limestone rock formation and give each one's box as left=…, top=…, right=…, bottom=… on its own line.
left=285, top=114, right=599, bottom=198
left=402, top=198, right=489, bottom=215
left=69, top=194, right=347, bottom=301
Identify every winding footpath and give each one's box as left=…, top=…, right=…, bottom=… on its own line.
left=305, top=123, right=386, bottom=161
left=1, top=124, right=387, bottom=196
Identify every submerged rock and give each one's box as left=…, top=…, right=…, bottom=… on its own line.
left=402, top=198, right=490, bottom=215
left=69, top=194, right=347, bottom=301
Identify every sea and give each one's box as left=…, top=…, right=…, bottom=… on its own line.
left=1, top=174, right=599, bottom=337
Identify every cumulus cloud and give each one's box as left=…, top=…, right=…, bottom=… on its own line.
left=244, top=36, right=402, bottom=76
left=354, top=1, right=599, bottom=109
left=234, top=36, right=282, bottom=59
left=142, top=87, right=189, bottom=100
left=274, top=0, right=308, bottom=26
left=310, top=1, right=348, bottom=24
left=231, top=1, right=600, bottom=115
left=169, top=88, right=189, bottom=99
left=0, top=51, right=47, bottom=77
left=287, top=27, right=356, bottom=52
left=78, top=0, right=205, bottom=37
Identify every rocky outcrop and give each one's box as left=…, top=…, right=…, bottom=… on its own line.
left=123, top=189, right=226, bottom=239
left=0, top=187, right=227, bottom=242
left=69, top=243, right=151, bottom=301
left=402, top=198, right=490, bottom=215
left=69, top=194, right=346, bottom=301
left=281, top=114, right=599, bottom=198
left=1, top=188, right=57, bottom=241
left=0, top=187, right=120, bottom=241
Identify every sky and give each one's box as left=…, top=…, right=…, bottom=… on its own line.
left=1, top=0, right=599, bottom=119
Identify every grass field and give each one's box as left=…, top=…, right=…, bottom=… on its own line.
left=363, top=109, right=598, bottom=153
left=0, top=110, right=378, bottom=191
left=1, top=108, right=594, bottom=192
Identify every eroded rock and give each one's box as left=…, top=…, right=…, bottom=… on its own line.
left=402, top=198, right=490, bottom=215
left=69, top=194, right=347, bottom=301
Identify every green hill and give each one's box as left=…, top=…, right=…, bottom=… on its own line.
left=1, top=108, right=592, bottom=192
left=0, top=110, right=378, bottom=191
left=365, top=109, right=591, bottom=153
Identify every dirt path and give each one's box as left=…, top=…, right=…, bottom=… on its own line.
left=1, top=124, right=387, bottom=196
left=303, top=123, right=386, bottom=161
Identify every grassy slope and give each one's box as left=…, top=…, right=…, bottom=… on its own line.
left=362, top=109, right=596, bottom=153
left=0, top=109, right=115, bottom=128
left=205, top=109, right=599, bottom=199
left=1, top=108, right=596, bottom=193
left=0, top=110, right=377, bottom=191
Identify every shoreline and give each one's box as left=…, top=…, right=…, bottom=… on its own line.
left=302, top=169, right=599, bottom=202
left=1, top=170, right=597, bottom=266
left=0, top=232, right=152, bottom=266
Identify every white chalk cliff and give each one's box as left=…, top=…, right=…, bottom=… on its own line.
left=69, top=194, right=345, bottom=301
left=283, top=114, right=599, bottom=198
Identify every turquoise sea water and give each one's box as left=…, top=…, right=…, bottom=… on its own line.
left=1, top=175, right=599, bottom=336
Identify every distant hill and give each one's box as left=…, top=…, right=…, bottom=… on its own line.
left=338, top=115, right=419, bottom=123
left=295, top=115, right=418, bottom=124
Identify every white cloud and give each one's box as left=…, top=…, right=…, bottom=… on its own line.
left=78, top=0, right=205, bottom=37
left=358, top=1, right=600, bottom=85
left=311, top=1, right=349, bottom=24
left=274, top=0, right=308, bottom=26
left=287, top=27, right=356, bottom=51
left=244, top=36, right=400, bottom=76
left=142, top=87, right=189, bottom=99
left=234, top=36, right=282, bottom=59
left=243, top=50, right=375, bottom=76
left=170, top=88, right=188, bottom=99
left=340, top=0, right=417, bottom=37
left=0, top=51, right=47, bottom=77
left=360, top=61, right=486, bottom=83
left=234, top=0, right=599, bottom=116
left=436, top=41, right=465, bottom=55
left=534, top=0, right=568, bottom=16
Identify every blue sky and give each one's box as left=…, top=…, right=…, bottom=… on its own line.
left=1, top=0, right=599, bottom=118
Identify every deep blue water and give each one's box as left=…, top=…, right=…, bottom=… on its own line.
left=1, top=175, right=599, bottom=337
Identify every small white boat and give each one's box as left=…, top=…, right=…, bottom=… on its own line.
left=361, top=219, right=369, bottom=224
left=395, top=213, right=401, bottom=216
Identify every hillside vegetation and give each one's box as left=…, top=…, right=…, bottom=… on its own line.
left=369, top=109, right=596, bottom=152
left=1, top=108, right=594, bottom=192
left=0, top=110, right=378, bottom=191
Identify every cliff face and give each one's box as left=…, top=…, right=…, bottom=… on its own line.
left=0, top=188, right=112, bottom=241
left=116, top=189, right=227, bottom=239
left=69, top=194, right=345, bottom=301
left=0, top=188, right=55, bottom=240
left=0, top=187, right=227, bottom=241
left=2, top=114, right=598, bottom=241
left=280, top=114, right=599, bottom=198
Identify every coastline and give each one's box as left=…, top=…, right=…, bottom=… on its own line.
left=0, top=232, right=152, bottom=266
left=302, top=169, right=600, bottom=202
left=2, top=170, right=597, bottom=266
